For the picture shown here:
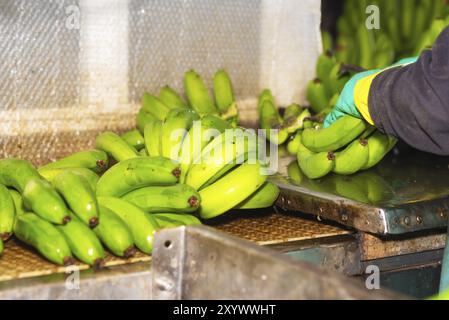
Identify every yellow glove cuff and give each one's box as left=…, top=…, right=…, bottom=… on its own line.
left=353, top=71, right=382, bottom=125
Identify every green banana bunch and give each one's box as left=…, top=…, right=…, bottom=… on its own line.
left=52, top=171, right=99, bottom=228
left=0, top=184, right=15, bottom=241
left=121, top=129, right=145, bottom=151
left=57, top=216, right=105, bottom=267
left=38, top=167, right=99, bottom=192
left=98, top=197, right=159, bottom=254
left=306, top=79, right=329, bottom=114
left=144, top=119, right=163, bottom=157
left=39, top=150, right=108, bottom=174
left=96, top=132, right=139, bottom=162
left=0, top=159, right=70, bottom=225
left=94, top=205, right=135, bottom=258
left=96, top=157, right=180, bottom=197
left=259, top=99, right=288, bottom=145
left=141, top=92, right=171, bottom=121
left=199, top=162, right=267, bottom=219
left=236, top=182, right=280, bottom=210
left=160, top=108, right=200, bottom=160
left=14, top=213, right=73, bottom=265
left=121, top=184, right=200, bottom=213
left=184, top=70, right=218, bottom=116
left=159, top=85, right=188, bottom=109
left=302, top=115, right=367, bottom=153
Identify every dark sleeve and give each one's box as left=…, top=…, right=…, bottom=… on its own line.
left=369, top=26, right=449, bottom=155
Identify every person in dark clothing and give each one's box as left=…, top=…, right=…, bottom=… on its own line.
left=324, top=26, right=449, bottom=155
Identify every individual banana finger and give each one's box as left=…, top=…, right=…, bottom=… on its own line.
left=297, top=142, right=335, bottom=180
left=39, top=150, right=108, bottom=174
left=259, top=99, right=288, bottom=145
left=98, top=197, right=159, bottom=254
left=94, top=206, right=135, bottom=258
left=287, top=132, right=302, bottom=156
left=96, top=132, right=139, bottom=162
left=122, top=184, right=201, bottom=213
left=137, top=109, right=156, bottom=134
left=56, top=216, right=105, bottom=267
left=96, top=157, right=180, bottom=197
left=236, top=181, right=280, bottom=209
left=38, top=167, right=99, bottom=192
left=333, top=138, right=369, bottom=175
left=8, top=189, right=26, bottom=216
left=213, top=69, right=235, bottom=114
left=184, top=70, right=218, bottom=115
left=306, top=79, right=329, bottom=114
left=152, top=213, right=201, bottom=226
left=257, top=89, right=274, bottom=113
left=361, top=131, right=397, bottom=170
left=52, top=171, right=99, bottom=228
left=14, top=213, right=74, bottom=266
left=121, top=129, right=145, bottom=150
left=199, top=162, right=267, bottom=219
left=316, top=51, right=336, bottom=81
left=302, top=115, right=367, bottom=152
left=141, top=92, right=171, bottom=121
left=0, top=184, right=15, bottom=241
left=159, top=85, right=188, bottom=109
left=144, top=120, right=163, bottom=157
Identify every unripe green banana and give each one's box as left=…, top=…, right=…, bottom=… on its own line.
left=98, top=197, right=159, bottom=254
left=400, top=0, right=415, bottom=44
left=39, top=150, right=108, bottom=174
left=153, top=216, right=180, bottom=229
left=144, top=120, right=163, bottom=157
left=121, top=129, right=145, bottom=150
left=38, top=167, right=99, bottom=192
left=361, top=131, right=397, bottom=170
left=159, top=85, right=188, bottom=109
left=14, top=213, right=73, bottom=265
left=257, top=89, right=274, bottom=113
left=356, top=23, right=375, bottom=69
left=333, top=138, right=369, bottom=175
left=9, top=189, right=26, bottom=216
left=236, top=182, right=280, bottom=209
left=306, top=79, right=329, bottom=114
left=374, top=33, right=395, bottom=69
left=213, top=69, right=235, bottom=114
left=283, top=108, right=312, bottom=134
left=199, top=162, right=267, bottom=219
left=160, top=108, right=200, bottom=160
left=259, top=100, right=289, bottom=145
left=122, top=184, right=201, bottom=213
left=186, top=130, right=256, bottom=190
left=52, top=171, right=99, bottom=228
left=321, top=31, right=333, bottom=52
left=297, top=138, right=335, bottom=180
left=96, top=132, right=139, bottom=162
left=287, top=160, right=305, bottom=185
left=324, top=63, right=350, bottom=98
left=316, top=51, right=336, bottom=81
left=96, top=157, right=180, bottom=197
left=283, top=103, right=303, bottom=120
left=141, top=92, right=171, bottom=121
left=184, top=70, right=218, bottom=115
left=56, top=216, right=105, bottom=267
left=0, top=159, right=71, bottom=225
left=137, top=109, right=156, bottom=134
left=0, top=184, right=15, bottom=241
left=152, top=213, right=201, bottom=226
left=287, top=131, right=302, bottom=156
left=94, top=205, right=135, bottom=258
left=301, top=115, right=367, bottom=152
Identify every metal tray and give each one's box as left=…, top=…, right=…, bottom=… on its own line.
left=272, top=148, right=449, bottom=235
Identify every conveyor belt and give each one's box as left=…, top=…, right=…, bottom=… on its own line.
left=0, top=211, right=350, bottom=282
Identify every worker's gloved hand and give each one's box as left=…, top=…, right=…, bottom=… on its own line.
left=323, top=57, right=419, bottom=128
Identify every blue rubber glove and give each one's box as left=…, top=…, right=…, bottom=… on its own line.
left=323, top=56, right=419, bottom=128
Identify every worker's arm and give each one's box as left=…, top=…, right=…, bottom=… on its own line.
left=368, top=27, right=449, bottom=155
left=324, top=26, right=449, bottom=155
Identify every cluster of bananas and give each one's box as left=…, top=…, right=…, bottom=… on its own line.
left=331, top=0, right=449, bottom=69
left=294, top=116, right=397, bottom=180
left=0, top=70, right=280, bottom=266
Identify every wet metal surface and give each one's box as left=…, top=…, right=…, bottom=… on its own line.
left=273, top=148, right=449, bottom=235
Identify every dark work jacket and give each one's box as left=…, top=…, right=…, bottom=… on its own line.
left=369, top=26, right=449, bottom=155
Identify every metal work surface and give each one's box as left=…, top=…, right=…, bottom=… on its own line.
left=152, top=225, right=405, bottom=300
left=273, top=149, right=449, bottom=235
